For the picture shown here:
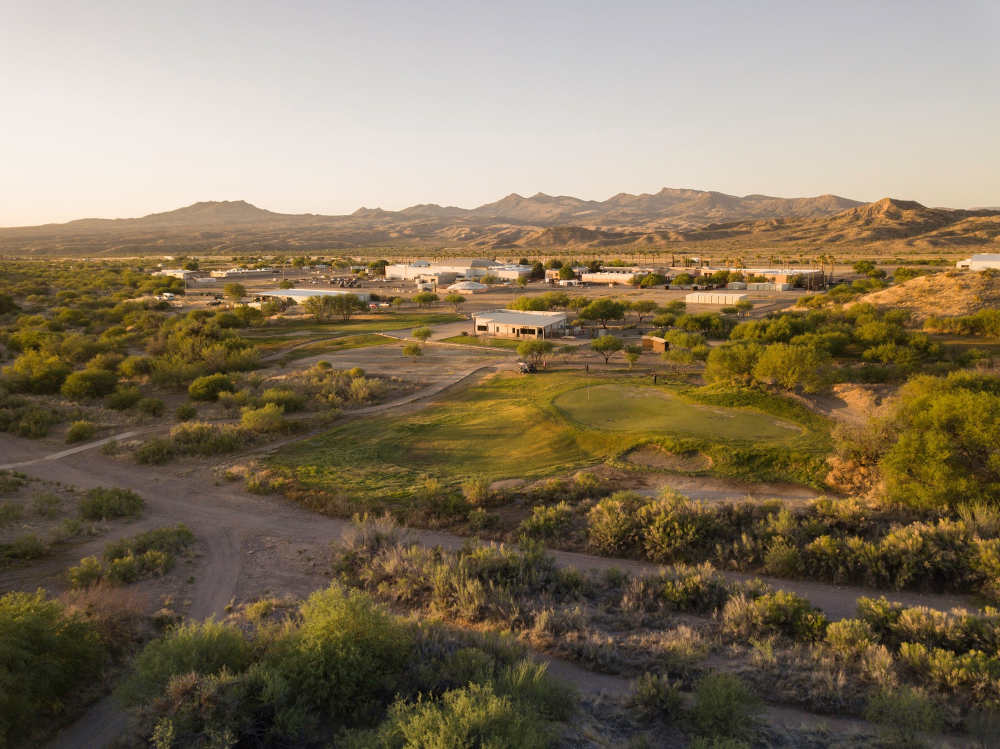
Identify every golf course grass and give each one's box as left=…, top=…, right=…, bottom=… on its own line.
left=553, top=384, right=801, bottom=441
left=268, top=372, right=827, bottom=507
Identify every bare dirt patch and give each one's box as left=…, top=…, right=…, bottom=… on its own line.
left=626, top=445, right=712, bottom=472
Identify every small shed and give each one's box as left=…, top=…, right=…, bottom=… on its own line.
left=641, top=335, right=668, bottom=353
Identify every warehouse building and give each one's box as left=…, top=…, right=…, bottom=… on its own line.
left=472, top=310, right=568, bottom=339
left=686, top=291, right=748, bottom=305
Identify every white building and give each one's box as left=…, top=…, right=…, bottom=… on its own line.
left=385, top=259, right=532, bottom=283
left=581, top=270, right=642, bottom=285
left=446, top=281, right=489, bottom=293
left=472, top=309, right=568, bottom=339
left=259, top=288, right=372, bottom=304
left=686, top=292, right=748, bottom=305
left=956, top=254, right=1000, bottom=271
left=153, top=268, right=196, bottom=280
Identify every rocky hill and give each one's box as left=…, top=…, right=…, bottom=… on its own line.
left=856, top=271, right=1000, bottom=320
left=2, top=190, right=998, bottom=257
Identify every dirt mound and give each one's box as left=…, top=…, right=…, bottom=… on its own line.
left=856, top=271, right=1000, bottom=320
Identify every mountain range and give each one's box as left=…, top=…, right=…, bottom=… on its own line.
left=2, top=189, right=998, bottom=256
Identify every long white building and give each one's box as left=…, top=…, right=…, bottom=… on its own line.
left=385, top=259, right=532, bottom=284
left=956, top=254, right=1000, bottom=271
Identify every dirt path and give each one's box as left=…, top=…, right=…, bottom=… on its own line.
left=0, top=419, right=968, bottom=746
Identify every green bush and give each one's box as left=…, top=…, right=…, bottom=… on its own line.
left=136, top=397, right=165, bottom=417
left=67, top=556, right=104, bottom=588
left=135, top=438, right=176, bottom=464
left=824, top=618, right=877, bottom=658
left=282, top=585, right=414, bottom=720
left=690, top=673, right=761, bottom=741
left=258, top=388, right=306, bottom=412
left=721, top=591, right=828, bottom=642
left=118, top=618, right=252, bottom=706
left=187, top=373, right=235, bottom=401
left=240, top=403, right=286, bottom=433
left=175, top=403, right=197, bottom=421
left=0, top=502, right=23, bottom=528
left=628, top=672, right=684, bottom=721
left=2, top=533, right=47, bottom=560
left=104, top=525, right=194, bottom=561
left=78, top=487, right=144, bottom=520
left=168, top=422, right=250, bottom=455
left=60, top=368, right=118, bottom=400
left=586, top=491, right=648, bottom=555
left=374, top=682, right=554, bottom=748
left=105, top=385, right=142, bottom=410
left=106, top=550, right=172, bottom=584
left=518, top=502, right=575, bottom=541
left=864, top=687, right=942, bottom=748
left=65, top=420, right=96, bottom=444
left=0, top=590, right=104, bottom=746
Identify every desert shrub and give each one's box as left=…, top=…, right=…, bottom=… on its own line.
left=105, top=385, right=142, bottom=410
left=373, top=682, right=554, bottom=748
left=61, top=368, right=118, bottom=400
left=67, top=556, right=104, bottom=588
left=135, top=437, right=176, bottom=464
left=518, top=502, right=575, bottom=541
left=640, top=493, right=722, bottom=563
left=175, top=403, right=197, bottom=421
left=187, top=373, right=234, bottom=401
left=688, top=739, right=750, bottom=749
left=586, top=491, right=648, bottom=555
left=461, top=475, right=491, bottom=506
left=825, top=618, right=877, bottom=658
left=240, top=403, right=286, bottom=433
left=104, top=525, right=195, bottom=561
left=2, top=533, right=47, bottom=560
left=78, top=487, right=144, bottom=520
left=136, top=397, right=165, bottom=417
left=0, top=502, right=23, bottom=528
left=628, top=672, right=684, bottom=721
left=5, top=404, right=61, bottom=438
left=0, top=590, right=105, bottom=746
left=118, top=618, right=252, bottom=706
left=622, top=563, right=732, bottom=616
left=276, top=585, right=415, bottom=722
left=31, top=492, right=62, bottom=519
left=106, top=550, right=172, bottom=584
left=690, top=673, right=761, bottom=741
left=118, top=355, right=154, bottom=378
left=168, top=421, right=249, bottom=455
left=65, top=419, right=96, bottom=444
left=864, top=687, right=942, bottom=748
left=258, top=388, right=306, bottom=412
left=721, top=591, right=827, bottom=642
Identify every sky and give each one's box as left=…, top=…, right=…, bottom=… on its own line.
left=2, top=0, right=999, bottom=226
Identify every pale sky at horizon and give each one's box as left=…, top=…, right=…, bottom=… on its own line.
left=2, top=0, right=999, bottom=226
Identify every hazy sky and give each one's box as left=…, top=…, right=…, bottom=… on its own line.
left=3, top=0, right=998, bottom=225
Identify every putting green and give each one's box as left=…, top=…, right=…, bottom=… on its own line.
left=553, top=384, right=801, bottom=441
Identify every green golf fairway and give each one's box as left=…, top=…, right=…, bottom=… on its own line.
left=553, top=384, right=801, bottom=441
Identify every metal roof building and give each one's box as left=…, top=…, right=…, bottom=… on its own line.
left=472, top=309, right=568, bottom=339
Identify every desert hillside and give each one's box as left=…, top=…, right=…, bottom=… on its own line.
left=1, top=190, right=998, bottom=257
left=856, top=270, right=1000, bottom=320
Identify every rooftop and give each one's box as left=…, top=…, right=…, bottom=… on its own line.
left=259, top=288, right=363, bottom=298
left=473, top=309, right=568, bottom=326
